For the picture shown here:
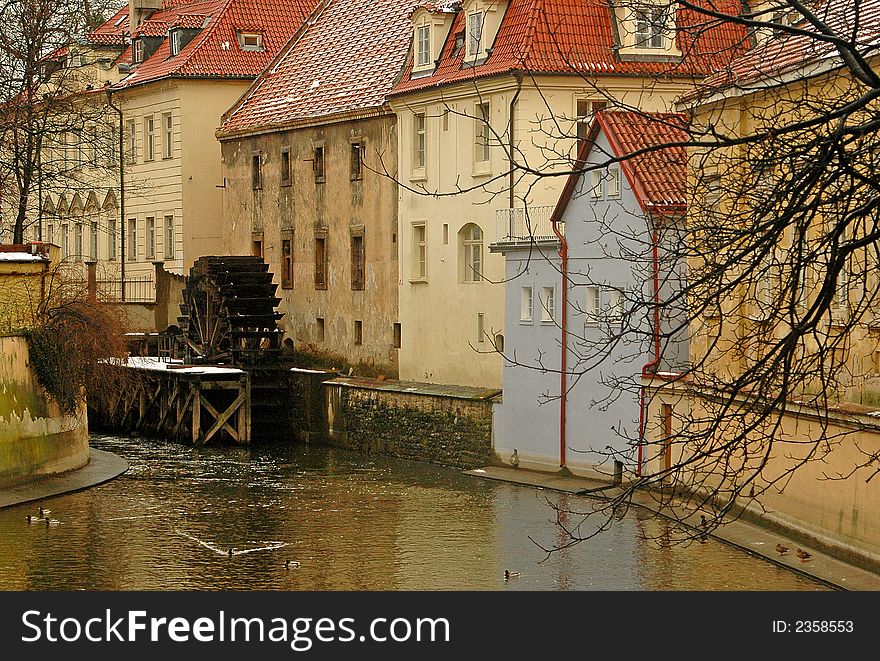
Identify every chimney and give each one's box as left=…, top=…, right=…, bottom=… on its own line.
left=129, top=0, right=163, bottom=30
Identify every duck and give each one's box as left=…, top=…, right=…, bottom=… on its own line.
left=503, top=570, right=521, bottom=580
left=510, top=449, right=519, bottom=468
left=228, top=548, right=234, bottom=557
left=775, top=543, right=789, bottom=555
left=796, top=548, right=812, bottom=561
left=26, top=514, right=41, bottom=524
left=44, top=518, right=60, bottom=527
left=38, top=507, right=50, bottom=517
left=284, top=559, right=300, bottom=569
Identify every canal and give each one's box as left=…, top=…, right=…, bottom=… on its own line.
left=0, top=434, right=827, bottom=590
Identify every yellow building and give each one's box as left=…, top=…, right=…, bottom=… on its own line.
left=0, top=243, right=59, bottom=333
left=644, top=2, right=880, bottom=560
left=388, top=0, right=747, bottom=388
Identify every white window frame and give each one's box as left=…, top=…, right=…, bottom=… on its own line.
left=90, top=221, right=98, bottom=260
left=634, top=6, right=666, bottom=49
left=416, top=24, right=431, bottom=67
left=607, top=164, right=621, bottom=199
left=163, top=113, right=173, bottom=158
left=165, top=215, right=174, bottom=259
left=540, top=287, right=556, bottom=323
left=126, top=119, right=137, bottom=163
left=412, top=222, right=427, bottom=281
left=461, top=224, right=483, bottom=283
left=585, top=286, right=601, bottom=324
left=108, top=219, right=117, bottom=259
left=413, top=112, right=426, bottom=172
left=520, top=286, right=533, bottom=322
left=144, top=116, right=155, bottom=161
left=590, top=170, right=602, bottom=199
left=128, top=218, right=137, bottom=261
left=468, top=11, right=484, bottom=57
left=475, top=101, right=490, bottom=164
left=238, top=32, right=264, bottom=51
left=146, top=216, right=155, bottom=259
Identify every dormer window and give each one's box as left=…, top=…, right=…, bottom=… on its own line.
left=452, top=31, right=465, bottom=57
left=634, top=6, right=667, bottom=48
left=133, top=39, right=144, bottom=63
left=171, top=30, right=182, bottom=56
left=416, top=24, right=431, bottom=67
left=237, top=32, right=264, bottom=51
left=114, top=14, right=128, bottom=27
left=467, top=11, right=484, bottom=57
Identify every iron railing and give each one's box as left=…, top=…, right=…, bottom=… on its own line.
left=96, top=274, right=155, bottom=303
left=495, top=205, right=562, bottom=243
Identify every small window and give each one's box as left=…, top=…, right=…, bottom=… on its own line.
left=47, top=223, right=55, bottom=246
left=252, top=237, right=263, bottom=258
left=74, top=223, right=83, bottom=261
left=316, top=317, right=325, bottom=342
left=443, top=223, right=449, bottom=245
left=634, top=7, right=666, bottom=49
left=452, top=31, right=465, bottom=57
left=108, top=220, right=116, bottom=259
left=314, top=145, right=325, bottom=182
left=393, top=322, right=401, bottom=349
left=576, top=100, right=607, bottom=142
left=590, top=170, right=602, bottom=198
left=351, top=235, right=365, bottom=290
left=252, top=153, right=262, bottom=190
left=133, top=39, right=144, bottom=63
left=520, top=287, right=533, bottom=322
left=475, top=102, right=490, bottom=164
left=237, top=32, right=264, bottom=51
left=170, top=30, right=182, bottom=56
left=126, top=119, right=137, bottom=163
left=165, top=215, right=174, bottom=259
left=61, top=224, right=69, bottom=257
left=315, top=236, right=327, bottom=289
left=146, top=216, right=155, bottom=259
left=477, top=312, right=485, bottom=343
left=354, top=320, right=363, bottom=346
left=607, top=288, right=624, bottom=321
left=540, top=287, right=555, bottom=322
left=416, top=24, right=431, bottom=66
left=585, top=286, right=600, bottom=323
left=467, top=11, right=484, bottom=56
left=350, top=142, right=362, bottom=180
left=128, top=218, right=137, bottom=261
left=281, top=148, right=291, bottom=186
left=281, top=237, right=293, bottom=289
left=414, top=113, right=426, bottom=170
left=144, top=116, right=155, bottom=161
left=705, top=175, right=722, bottom=211
left=607, top=165, right=621, bottom=199
left=461, top=223, right=483, bottom=282
left=412, top=222, right=427, bottom=280
left=163, top=113, right=173, bottom=158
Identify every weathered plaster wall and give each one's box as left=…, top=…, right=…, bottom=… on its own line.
left=324, top=378, right=494, bottom=469
left=0, top=336, right=89, bottom=488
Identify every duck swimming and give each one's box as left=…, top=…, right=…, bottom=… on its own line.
left=284, top=560, right=300, bottom=569
left=503, top=570, right=520, bottom=580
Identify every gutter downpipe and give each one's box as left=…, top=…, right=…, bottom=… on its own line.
left=106, top=87, right=125, bottom=300
left=509, top=71, right=523, bottom=210
left=551, top=214, right=568, bottom=469
left=638, top=226, right=662, bottom=476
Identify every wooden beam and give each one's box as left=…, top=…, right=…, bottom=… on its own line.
left=192, top=382, right=201, bottom=444
left=135, top=381, right=163, bottom=431
left=200, top=392, right=246, bottom=445
left=171, top=387, right=195, bottom=439
left=156, top=380, right=180, bottom=433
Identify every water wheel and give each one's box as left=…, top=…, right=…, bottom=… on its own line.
left=178, top=256, right=283, bottom=365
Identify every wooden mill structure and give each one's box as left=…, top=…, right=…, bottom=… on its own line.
left=94, top=256, right=290, bottom=445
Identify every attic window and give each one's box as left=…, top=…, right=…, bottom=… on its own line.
left=114, top=14, right=128, bottom=27
left=171, top=30, right=182, bottom=56
left=416, top=24, right=431, bottom=67
left=133, top=39, right=144, bottom=63
left=452, top=31, right=465, bottom=57
left=467, top=11, right=484, bottom=56
left=237, top=32, right=264, bottom=51
left=634, top=6, right=667, bottom=49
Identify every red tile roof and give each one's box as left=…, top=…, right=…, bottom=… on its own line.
left=553, top=111, right=688, bottom=221
left=392, top=0, right=750, bottom=96
left=106, top=0, right=318, bottom=90
left=684, top=0, right=880, bottom=102
left=87, top=5, right=131, bottom=46
left=218, top=0, right=414, bottom=137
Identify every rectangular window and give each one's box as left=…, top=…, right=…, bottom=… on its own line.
left=520, top=286, right=533, bottom=322
left=75, top=130, right=84, bottom=166
left=163, top=113, right=173, bottom=158
left=393, top=322, right=401, bottom=349
left=590, top=170, right=602, bottom=198
left=705, top=175, right=722, bottom=211
left=350, top=142, right=362, bottom=180
left=351, top=235, right=365, bottom=290
left=414, top=113, right=426, bottom=170
left=412, top=223, right=427, bottom=280
left=252, top=237, right=263, bottom=258
left=238, top=32, right=264, bottom=51
left=252, top=153, right=262, bottom=190
left=635, top=7, right=666, bottom=48
left=128, top=218, right=137, bottom=261
left=281, top=148, right=291, bottom=186
left=607, top=287, right=624, bottom=321
left=61, top=224, right=69, bottom=258
left=90, top=221, right=98, bottom=260
left=171, top=30, right=182, bottom=56
left=126, top=119, right=137, bottom=163
left=315, top=237, right=327, bottom=289
left=165, top=215, right=174, bottom=259
left=468, top=11, right=484, bottom=56
left=314, top=145, right=325, bottom=182
left=576, top=100, right=608, bottom=142
left=417, top=24, right=431, bottom=66
left=281, top=237, right=293, bottom=289
left=133, top=39, right=144, bottom=63
left=88, top=125, right=99, bottom=166
left=144, top=116, right=155, bottom=161
left=108, top=220, right=116, bottom=259
left=47, top=223, right=54, bottom=246
left=585, top=286, right=600, bottom=323
left=607, top=165, right=621, bottom=198
left=75, top=223, right=83, bottom=261
left=477, top=312, right=485, bottom=343
left=146, top=216, right=155, bottom=259
left=541, top=286, right=555, bottom=322
left=316, top=317, right=325, bottom=342
left=475, top=102, right=490, bottom=163
left=354, top=320, right=363, bottom=346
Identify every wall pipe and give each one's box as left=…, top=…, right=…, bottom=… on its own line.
left=106, top=87, right=126, bottom=300
left=551, top=216, right=568, bottom=468
left=637, top=228, right=662, bottom=476
left=508, top=71, right=523, bottom=209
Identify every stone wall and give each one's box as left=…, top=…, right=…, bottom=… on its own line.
left=324, top=377, right=497, bottom=469
left=0, top=335, right=89, bottom=488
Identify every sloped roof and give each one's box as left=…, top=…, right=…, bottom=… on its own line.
left=87, top=5, right=131, bottom=46
left=391, top=0, right=750, bottom=96
left=107, top=0, right=317, bottom=90
left=684, top=0, right=880, bottom=103
left=218, top=0, right=414, bottom=138
left=553, top=111, right=688, bottom=221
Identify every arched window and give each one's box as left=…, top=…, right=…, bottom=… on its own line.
left=460, top=223, right=483, bottom=282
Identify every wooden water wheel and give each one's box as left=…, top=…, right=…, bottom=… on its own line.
left=177, top=256, right=283, bottom=365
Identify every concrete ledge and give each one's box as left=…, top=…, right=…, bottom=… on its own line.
left=464, top=465, right=880, bottom=591
left=0, top=448, right=129, bottom=509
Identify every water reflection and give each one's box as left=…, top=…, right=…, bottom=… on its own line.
left=0, top=434, right=826, bottom=591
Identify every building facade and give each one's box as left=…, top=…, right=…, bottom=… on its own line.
left=388, top=0, right=746, bottom=388
left=217, top=0, right=413, bottom=376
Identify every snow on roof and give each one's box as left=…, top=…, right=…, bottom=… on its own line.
left=0, top=252, right=47, bottom=263
left=125, top=357, right=244, bottom=375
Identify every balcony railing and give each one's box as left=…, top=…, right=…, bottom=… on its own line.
left=495, top=206, right=562, bottom=244
left=96, top=274, right=155, bottom=303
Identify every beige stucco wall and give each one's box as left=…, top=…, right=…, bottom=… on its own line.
left=0, top=336, right=89, bottom=488
left=391, top=74, right=699, bottom=388
left=220, top=115, right=400, bottom=376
